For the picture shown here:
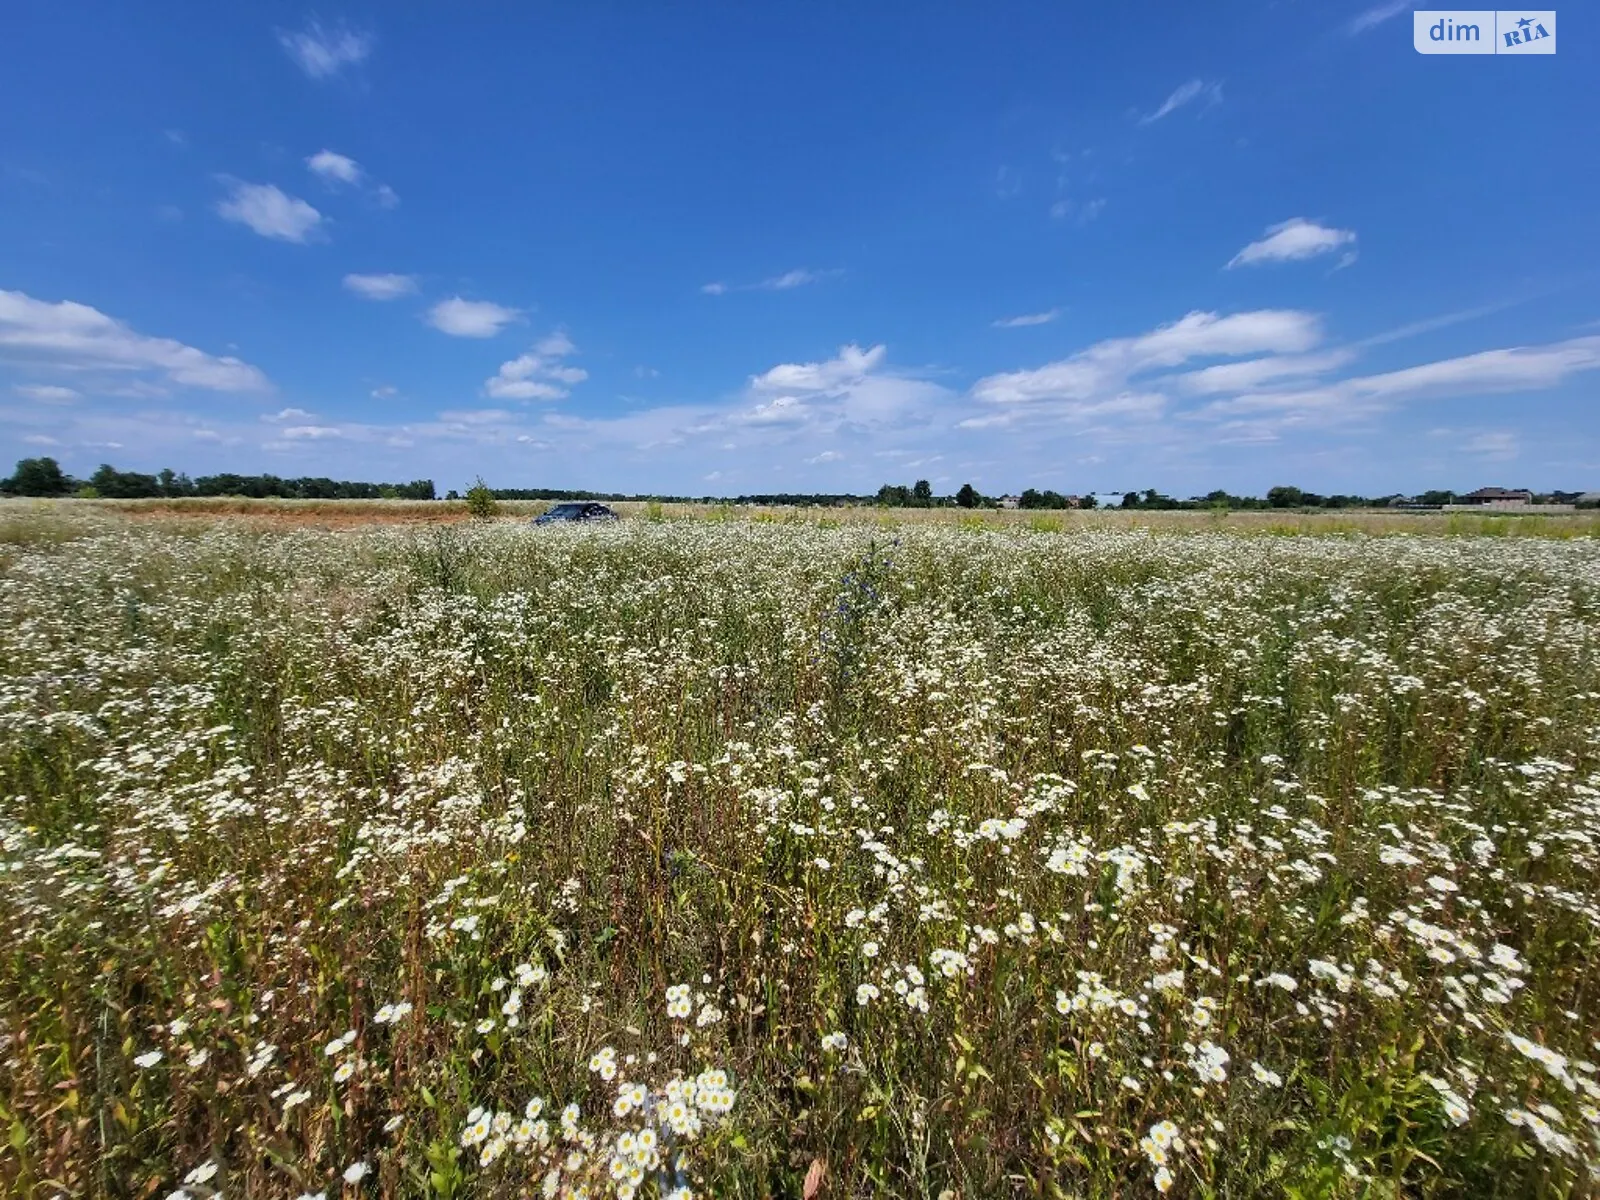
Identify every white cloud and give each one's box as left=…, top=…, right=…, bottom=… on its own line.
left=216, top=181, right=324, bottom=243
left=1140, top=79, right=1223, bottom=125
left=966, top=310, right=1326, bottom=433
left=959, top=391, right=1166, bottom=430
left=733, top=394, right=809, bottom=427
left=993, top=309, right=1060, bottom=329
left=281, top=425, right=343, bottom=440
left=1197, top=335, right=1600, bottom=418
left=307, top=150, right=362, bottom=184
left=484, top=331, right=586, bottom=400
left=973, top=310, right=1321, bottom=408
left=1050, top=198, right=1106, bottom=224
left=439, top=408, right=519, bottom=427
left=104, top=382, right=169, bottom=399
left=1464, top=430, right=1519, bottom=460
left=485, top=375, right=565, bottom=401
left=263, top=407, right=313, bottom=423
left=703, top=270, right=840, bottom=295
left=1347, top=337, right=1600, bottom=398
left=1228, top=218, right=1357, bottom=268
left=307, top=152, right=399, bottom=206
left=426, top=297, right=520, bottom=338
left=533, top=331, right=576, bottom=357
left=1355, top=302, right=1509, bottom=348
left=277, top=20, right=372, bottom=79
left=752, top=343, right=886, bottom=393
left=343, top=273, right=418, bottom=301
left=0, top=288, right=270, bottom=392
left=22, top=433, right=59, bottom=446
left=376, top=344, right=934, bottom=487
left=707, top=344, right=951, bottom=442
left=12, top=383, right=80, bottom=402
left=759, top=269, right=824, bottom=291
left=994, top=165, right=1023, bottom=200
left=1174, top=350, right=1356, bottom=394
left=1348, top=1, right=1409, bottom=34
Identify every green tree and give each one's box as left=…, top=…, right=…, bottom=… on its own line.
left=912, top=479, right=933, bottom=507
left=955, top=483, right=979, bottom=509
left=3, top=456, right=72, bottom=496
left=465, top=476, right=499, bottom=519
left=1266, top=486, right=1304, bottom=509
left=876, top=484, right=912, bottom=507
left=90, top=464, right=161, bottom=499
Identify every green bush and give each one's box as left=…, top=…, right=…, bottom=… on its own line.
left=464, top=477, right=498, bottom=520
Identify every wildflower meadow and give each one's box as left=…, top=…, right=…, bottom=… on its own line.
left=2, top=505, right=1598, bottom=1198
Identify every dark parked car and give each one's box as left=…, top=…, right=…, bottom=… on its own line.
left=532, top=501, right=620, bottom=525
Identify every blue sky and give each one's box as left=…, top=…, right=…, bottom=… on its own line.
left=1, top=2, right=1595, bottom=496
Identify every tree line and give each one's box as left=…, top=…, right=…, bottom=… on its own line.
left=1, top=457, right=435, bottom=500
left=874, top=480, right=991, bottom=508
left=867, top=481, right=1376, bottom=510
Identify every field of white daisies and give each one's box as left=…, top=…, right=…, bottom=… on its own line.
left=2, top=506, right=1599, bottom=1199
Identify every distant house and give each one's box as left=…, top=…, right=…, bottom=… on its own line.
left=999, top=495, right=1021, bottom=510
left=1462, top=487, right=1534, bottom=507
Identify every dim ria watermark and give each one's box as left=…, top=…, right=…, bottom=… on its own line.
left=1414, top=10, right=1555, bottom=52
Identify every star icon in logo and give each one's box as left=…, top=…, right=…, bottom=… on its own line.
left=1516, top=15, right=1534, bottom=30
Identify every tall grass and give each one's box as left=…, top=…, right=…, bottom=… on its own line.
left=1, top=509, right=1597, bottom=1197
left=14, top=496, right=1600, bottom=540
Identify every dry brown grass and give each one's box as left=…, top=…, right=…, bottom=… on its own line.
left=96, top=497, right=479, bottom=530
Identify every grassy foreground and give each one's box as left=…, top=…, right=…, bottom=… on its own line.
left=1, top=508, right=1598, bottom=1197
